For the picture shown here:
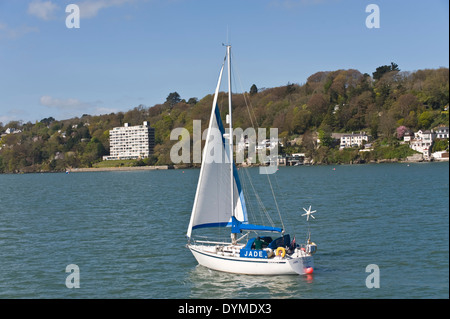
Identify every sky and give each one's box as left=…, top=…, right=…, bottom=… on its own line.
left=0, top=0, right=448, bottom=124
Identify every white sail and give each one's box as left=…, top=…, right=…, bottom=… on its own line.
left=186, top=63, right=247, bottom=239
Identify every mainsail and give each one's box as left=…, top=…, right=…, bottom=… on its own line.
left=186, top=49, right=283, bottom=240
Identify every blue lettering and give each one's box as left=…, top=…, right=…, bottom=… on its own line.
left=240, top=249, right=268, bottom=259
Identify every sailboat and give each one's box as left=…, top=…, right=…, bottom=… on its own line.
left=186, top=45, right=317, bottom=275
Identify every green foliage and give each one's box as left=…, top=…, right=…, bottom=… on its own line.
left=432, top=139, right=449, bottom=152
left=418, top=111, right=434, bottom=129
left=0, top=155, right=4, bottom=173
left=318, top=129, right=333, bottom=147
left=371, top=143, right=417, bottom=160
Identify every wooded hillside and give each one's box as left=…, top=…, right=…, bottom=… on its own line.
left=1, top=64, right=448, bottom=173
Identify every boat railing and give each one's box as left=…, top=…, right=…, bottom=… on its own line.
left=194, top=240, right=233, bottom=245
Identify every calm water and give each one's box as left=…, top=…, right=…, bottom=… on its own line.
left=0, top=163, right=448, bottom=299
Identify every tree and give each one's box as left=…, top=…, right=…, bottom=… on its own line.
left=40, top=117, right=55, bottom=126
left=379, top=112, right=396, bottom=137
left=286, top=82, right=296, bottom=95
left=307, top=94, right=328, bottom=127
left=292, top=109, right=312, bottom=134
left=250, top=84, right=258, bottom=95
left=301, top=130, right=316, bottom=156
left=396, top=125, right=408, bottom=139
left=318, top=128, right=333, bottom=147
left=418, top=111, right=434, bottom=129
left=166, top=92, right=181, bottom=108
left=432, top=139, right=449, bottom=152
left=80, top=137, right=105, bottom=167
left=187, top=97, right=198, bottom=105
left=391, top=93, right=421, bottom=120
left=373, top=62, right=400, bottom=80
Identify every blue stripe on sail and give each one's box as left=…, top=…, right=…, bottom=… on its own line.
left=214, top=104, right=248, bottom=223
left=214, top=105, right=226, bottom=146
left=233, top=163, right=248, bottom=223
left=192, top=222, right=231, bottom=230
left=192, top=220, right=282, bottom=233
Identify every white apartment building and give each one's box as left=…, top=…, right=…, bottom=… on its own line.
left=340, top=132, right=371, bottom=149
left=103, top=121, right=155, bottom=160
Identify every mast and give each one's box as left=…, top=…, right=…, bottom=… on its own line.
left=226, top=45, right=236, bottom=245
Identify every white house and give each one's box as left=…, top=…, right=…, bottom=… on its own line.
left=409, top=130, right=436, bottom=160
left=432, top=150, right=449, bottom=161
left=435, top=127, right=449, bottom=139
left=4, top=127, right=22, bottom=134
left=340, top=132, right=371, bottom=149
left=257, top=138, right=279, bottom=151
left=403, top=131, right=414, bottom=143
left=239, top=137, right=280, bottom=152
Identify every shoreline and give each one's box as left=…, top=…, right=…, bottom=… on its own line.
left=66, top=159, right=450, bottom=173
left=1, top=159, right=448, bottom=175
left=69, top=165, right=172, bottom=173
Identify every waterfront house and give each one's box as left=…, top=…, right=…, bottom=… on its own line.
left=409, top=129, right=436, bottom=160
left=340, top=132, right=371, bottom=149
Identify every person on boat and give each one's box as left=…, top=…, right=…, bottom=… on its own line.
left=254, top=237, right=264, bottom=250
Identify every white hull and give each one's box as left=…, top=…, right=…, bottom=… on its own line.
left=188, top=244, right=314, bottom=275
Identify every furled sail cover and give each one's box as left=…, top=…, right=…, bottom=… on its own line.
left=187, top=104, right=248, bottom=238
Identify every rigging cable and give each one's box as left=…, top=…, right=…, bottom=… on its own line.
left=231, top=51, right=286, bottom=230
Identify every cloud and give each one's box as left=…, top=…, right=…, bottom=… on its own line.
left=40, top=95, right=92, bottom=110
left=0, top=22, right=39, bottom=39
left=39, top=95, right=118, bottom=118
left=0, top=108, right=30, bottom=124
left=78, top=0, right=135, bottom=19
left=27, top=0, right=60, bottom=20
left=0, top=115, right=19, bottom=124
left=26, top=0, right=137, bottom=21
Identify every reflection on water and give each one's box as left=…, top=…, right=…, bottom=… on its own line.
left=187, top=265, right=314, bottom=299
